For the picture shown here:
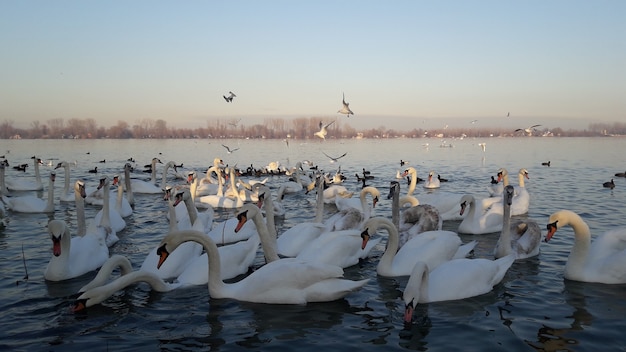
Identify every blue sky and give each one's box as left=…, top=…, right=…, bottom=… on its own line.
left=1, top=0, right=625, bottom=131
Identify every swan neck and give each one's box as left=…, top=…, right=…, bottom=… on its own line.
left=407, top=169, right=417, bottom=195
left=314, top=180, right=324, bottom=223
left=45, top=176, right=55, bottom=211
left=184, top=194, right=198, bottom=225
left=496, top=200, right=512, bottom=257
left=378, top=219, right=400, bottom=272
left=75, top=189, right=86, bottom=236
left=124, top=168, right=134, bottom=205
left=252, top=208, right=279, bottom=262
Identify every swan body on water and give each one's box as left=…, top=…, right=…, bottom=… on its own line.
left=157, top=229, right=369, bottom=304
left=403, top=254, right=515, bottom=323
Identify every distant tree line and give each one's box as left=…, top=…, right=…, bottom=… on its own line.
left=0, top=117, right=623, bottom=139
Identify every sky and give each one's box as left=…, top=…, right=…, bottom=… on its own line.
left=1, top=0, right=625, bottom=131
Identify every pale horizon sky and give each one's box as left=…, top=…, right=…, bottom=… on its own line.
left=1, top=1, right=625, bottom=131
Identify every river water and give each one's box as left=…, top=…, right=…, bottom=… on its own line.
left=1, top=136, right=625, bottom=351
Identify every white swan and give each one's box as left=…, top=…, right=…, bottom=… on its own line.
left=73, top=269, right=181, bottom=311
left=196, top=167, right=244, bottom=209
left=2, top=172, right=56, bottom=213
left=423, top=170, right=441, bottom=189
left=44, top=219, right=109, bottom=281
left=485, top=168, right=530, bottom=216
left=277, top=178, right=326, bottom=257
left=171, top=187, right=213, bottom=232
left=5, top=156, right=43, bottom=191
left=544, top=210, right=626, bottom=284
left=457, top=194, right=505, bottom=235
left=156, top=229, right=369, bottom=304
left=494, top=185, right=542, bottom=260
left=403, top=254, right=515, bottom=323
left=112, top=174, right=133, bottom=217
left=54, top=161, right=75, bottom=202
left=91, top=176, right=126, bottom=235
left=324, top=186, right=380, bottom=232
left=362, top=217, right=476, bottom=277
left=140, top=191, right=205, bottom=280
left=234, top=203, right=280, bottom=263
left=131, top=157, right=164, bottom=194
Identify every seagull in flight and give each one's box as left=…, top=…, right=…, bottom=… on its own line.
left=222, top=144, right=239, bottom=154
left=323, top=151, right=347, bottom=163
left=506, top=112, right=510, bottom=117
left=515, top=124, right=541, bottom=135
left=228, top=118, right=242, bottom=127
left=337, top=93, right=354, bottom=117
left=314, top=120, right=335, bottom=140
left=470, top=119, right=478, bottom=124
left=223, top=91, right=236, bottom=102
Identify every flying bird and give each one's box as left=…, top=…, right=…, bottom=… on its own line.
left=515, top=124, right=541, bottom=135
left=228, top=118, right=242, bottom=127
left=470, top=119, right=478, bottom=124
left=314, top=120, right=335, bottom=140
left=223, top=91, right=236, bottom=102
left=337, top=93, right=354, bottom=116
left=222, top=144, right=239, bottom=154
left=507, top=112, right=510, bottom=117
left=322, top=151, right=347, bottom=163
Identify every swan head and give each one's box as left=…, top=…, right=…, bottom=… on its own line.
left=496, top=168, right=508, bottom=182
left=388, top=181, right=400, bottom=200
left=504, top=185, right=515, bottom=205
left=48, top=220, right=68, bottom=257
left=187, top=171, right=196, bottom=184
left=74, top=180, right=86, bottom=198
left=96, top=176, right=109, bottom=190
left=520, top=168, right=529, bottom=179
left=403, top=261, right=430, bottom=325
left=73, top=286, right=108, bottom=312
left=54, top=161, right=66, bottom=170
left=173, top=189, right=190, bottom=206
left=50, top=172, right=56, bottom=182
left=157, top=229, right=206, bottom=269
left=234, top=204, right=261, bottom=233
left=459, top=195, right=474, bottom=215
left=360, top=228, right=371, bottom=250
left=401, top=167, right=416, bottom=178
left=112, top=174, right=120, bottom=186
left=544, top=210, right=583, bottom=242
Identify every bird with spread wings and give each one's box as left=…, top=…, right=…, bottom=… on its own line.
left=323, top=151, right=347, bottom=163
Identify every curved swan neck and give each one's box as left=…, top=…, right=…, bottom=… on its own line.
left=183, top=191, right=198, bottom=225
left=560, top=211, right=591, bottom=268
left=374, top=218, right=400, bottom=272
left=163, top=230, right=225, bottom=295
left=405, top=262, right=430, bottom=304
left=407, top=168, right=417, bottom=195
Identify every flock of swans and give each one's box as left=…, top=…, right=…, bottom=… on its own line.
left=1, top=154, right=626, bottom=325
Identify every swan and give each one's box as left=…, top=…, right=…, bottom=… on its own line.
left=487, top=168, right=530, bottom=216
left=157, top=229, right=369, bottom=304
left=43, top=219, right=109, bottom=281
left=2, top=172, right=56, bottom=213
left=322, top=184, right=354, bottom=203
left=494, top=185, right=542, bottom=260
left=79, top=254, right=135, bottom=293
left=324, top=186, right=380, bottom=232
left=196, top=167, right=245, bottom=209
left=131, top=157, right=164, bottom=194
left=5, top=156, right=43, bottom=191
left=362, top=217, right=476, bottom=277
left=544, top=210, right=626, bottom=284
left=140, top=191, right=206, bottom=280
left=277, top=178, right=327, bottom=257
left=91, top=176, right=126, bottom=236
left=73, top=269, right=181, bottom=311
left=112, top=174, right=133, bottom=217
left=423, top=170, right=441, bottom=189
left=403, top=254, right=515, bottom=323
left=487, top=168, right=509, bottom=197
left=171, top=188, right=213, bottom=233
left=388, top=181, right=442, bottom=247
left=457, top=194, right=505, bottom=235
left=54, top=161, right=75, bottom=202
left=234, top=203, right=280, bottom=263
left=0, top=161, right=8, bottom=195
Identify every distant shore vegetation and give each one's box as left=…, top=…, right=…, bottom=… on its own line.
left=1, top=117, right=624, bottom=140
